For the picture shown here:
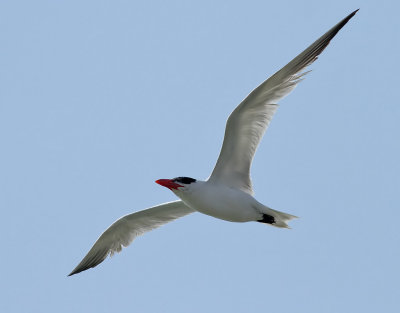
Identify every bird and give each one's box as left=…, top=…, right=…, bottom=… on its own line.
left=68, top=10, right=358, bottom=276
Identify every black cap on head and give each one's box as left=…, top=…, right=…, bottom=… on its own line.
left=173, top=177, right=196, bottom=184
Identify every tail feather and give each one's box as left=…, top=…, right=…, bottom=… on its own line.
left=258, top=206, right=298, bottom=229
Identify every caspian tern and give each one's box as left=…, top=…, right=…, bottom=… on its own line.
left=69, top=10, right=358, bottom=276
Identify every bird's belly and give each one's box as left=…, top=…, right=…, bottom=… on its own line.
left=180, top=192, right=261, bottom=223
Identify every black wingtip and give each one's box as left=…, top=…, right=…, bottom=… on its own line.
left=348, top=9, right=359, bottom=20
left=68, top=267, right=86, bottom=276
left=340, top=9, right=359, bottom=27
left=67, top=270, right=76, bottom=277
left=68, top=266, right=86, bottom=276
left=318, top=9, right=358, bottom=51
left=337, top=9, right=359, bottom=31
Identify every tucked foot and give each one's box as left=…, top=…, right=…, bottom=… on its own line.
left=257, top=214, right=276, bottom=225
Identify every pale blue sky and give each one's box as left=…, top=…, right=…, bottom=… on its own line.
left=1, top=1, right=399, bottom=312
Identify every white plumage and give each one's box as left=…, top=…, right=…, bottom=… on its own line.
left=69, top=201, right=194, bottom=275
left=69, top=10, right=358, bottom=276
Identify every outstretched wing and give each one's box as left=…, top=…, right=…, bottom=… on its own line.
left=209, top=10, right=358, bottom=195
left=69, top=201, right=195, bottom=276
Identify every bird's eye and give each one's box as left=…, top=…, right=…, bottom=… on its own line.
left=173, top=177, right=196, bottom=184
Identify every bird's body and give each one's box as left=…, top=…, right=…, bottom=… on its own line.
left=69, top=10, right=358, bottom=276
left=172, top=180, right=295, bottom=226
left=174, top=180, right=262, bottom=222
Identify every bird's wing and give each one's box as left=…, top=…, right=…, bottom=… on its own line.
left=69, top=201, right=194, bottom=276
left=209, top=10, right=358, bottom=194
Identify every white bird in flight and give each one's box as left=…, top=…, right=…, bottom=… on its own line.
left=69, top=10, right=358, bottom=276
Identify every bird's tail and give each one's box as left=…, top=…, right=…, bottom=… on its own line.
left=257, top=205, right=298, bottom=228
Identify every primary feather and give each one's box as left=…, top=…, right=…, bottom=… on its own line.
left=209, top=10, right=358, bottom=194
left=68, top=201, right=194, bottom=276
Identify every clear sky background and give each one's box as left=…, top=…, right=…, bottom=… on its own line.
left=1, top=1, right=399, bottom=312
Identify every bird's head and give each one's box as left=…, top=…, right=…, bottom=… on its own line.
left=155, top=176, right=197, bottom=193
